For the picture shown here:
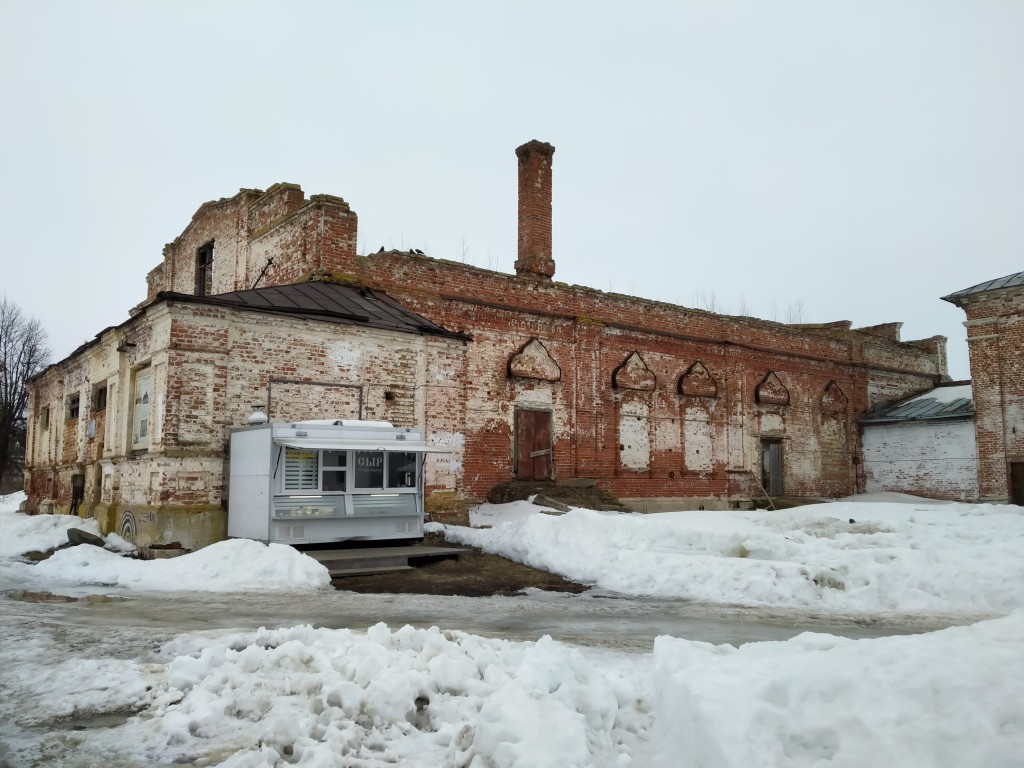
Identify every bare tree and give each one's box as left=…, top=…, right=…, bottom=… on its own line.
left=693, top=289, right=720, bottom=313
left=0, top=297, right=51, bottom=491
left=785, top=299, right=806, bottom=324
left=737, top=294, right=751, bottom=317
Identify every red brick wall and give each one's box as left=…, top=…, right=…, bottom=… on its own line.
left=145, top=186, right=357, bottom=300
left=78, top=172, right=951, bottom=510
left=959, top=286, right=1024, bottom=501
left=352, top=252, right=942, bottom=502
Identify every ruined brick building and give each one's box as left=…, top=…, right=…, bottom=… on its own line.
left=943, top=272, right=1024, bottom=505
left=25, top=141, right=953, bottom=547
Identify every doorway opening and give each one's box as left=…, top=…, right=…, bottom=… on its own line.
left=1010, top=463, right=1024, bottom=506
left=761, top=440, right=784, bottom=497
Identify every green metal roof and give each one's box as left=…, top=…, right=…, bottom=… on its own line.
left=942, top=271, right=1024, bottom=305
left=861, top=383, right=974, bottom=424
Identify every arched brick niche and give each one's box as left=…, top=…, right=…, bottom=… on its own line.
left=755, top=371, right=790, bottom=405
left=678, top=361, right=719, bottom=398
left=821, top=380, right=848, bottom=414
left=508, top=338, right=561, bottom=381
left=612, top=352, right=656, bottom=391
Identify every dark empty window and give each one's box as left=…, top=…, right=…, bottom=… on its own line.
left=93, top=386, right=107, bottom=412
left=41, top=406, right=50, bottom=431
left=195, top=242, right=214, bottom=296
left=67, top=394, right=80, bottom=421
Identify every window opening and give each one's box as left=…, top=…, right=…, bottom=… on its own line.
left=281, top=449, right=419, bottom=492
left=93, top=386, right=107, bottom=412
left=195, top=242, right=214, bottom=296
left=41, top=406, right=49, bottom=431
left=67, top=394, right=80, bottom=421
left=131, top=368, right=153, bottom=450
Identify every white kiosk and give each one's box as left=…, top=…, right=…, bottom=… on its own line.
left=228, top=420, right=444, bottom=544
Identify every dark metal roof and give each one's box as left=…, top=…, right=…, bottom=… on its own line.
left=860, top=383, right=974, bottom=424
left=158, top=282, right=469, bottom=340
left=942, top=271, right=1024, bottom=305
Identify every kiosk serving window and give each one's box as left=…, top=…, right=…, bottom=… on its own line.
left=354, top=451, right=418, bottom=490
left=322, top=451, right=347, bottom=491
left=284, top=449, right=318, bottom=490
left=282, top=448, right=417, bottom=493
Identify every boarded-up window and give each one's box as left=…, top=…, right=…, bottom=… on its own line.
left=683, top=406, right=712, bottom=471
left=619, top=399, right=650, bottom=471
left=177, top=363, right=214, bottom=444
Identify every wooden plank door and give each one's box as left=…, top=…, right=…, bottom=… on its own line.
left=1011, top=463, right=1024, bottom=506
left=761, top=440, right=784, bottom=497
left=515, top=409, right=553, bottom=481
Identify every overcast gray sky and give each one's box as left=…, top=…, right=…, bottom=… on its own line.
left=2, top=1, right=1021, bottom=380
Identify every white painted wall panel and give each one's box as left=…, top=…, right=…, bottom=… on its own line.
left=862, top=419, right=978, bottom=501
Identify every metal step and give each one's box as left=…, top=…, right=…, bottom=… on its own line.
left=328, top=564, right=414, bottom=577
left=304, top=544, right=464, bottom=578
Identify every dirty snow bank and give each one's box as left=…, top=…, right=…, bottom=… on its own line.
left=0, top=502, right=330, bottom=591
left=8, top=538, right=332, bottom=592
left=45, top=623, right=649, bottom=768
left=444, top=500, right=1024, bottom=615
left=0, top=507, right=105, bottom=558
left=4, top=617, right=1022, bottom=768
left=0, top=490, right=26, bottom=513
left=652, top=610, right=1024, bottom=767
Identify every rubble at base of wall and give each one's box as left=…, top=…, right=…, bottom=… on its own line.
left=139, top=544, right=192, bottom=560
left=620, top=497, right=756, bottom=513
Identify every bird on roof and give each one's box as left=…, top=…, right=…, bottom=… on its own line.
left=413, top=248, right=424, bottom=255
left=377, top=246, right=384, bottom=253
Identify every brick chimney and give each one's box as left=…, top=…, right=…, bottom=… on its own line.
left=514, top=140, right=556, bottom=280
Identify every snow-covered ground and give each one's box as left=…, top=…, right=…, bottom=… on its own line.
left=1, top=493, right=1022, bottom=766
left=0, top=493, right=330, bottom=592
left=452, top=496, right=1024, bottom=616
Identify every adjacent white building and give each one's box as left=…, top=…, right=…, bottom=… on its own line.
left=860, top=382, right=978, bottom=501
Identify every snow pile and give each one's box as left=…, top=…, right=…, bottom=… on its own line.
left=0, top=507, right=104, bottom=557
left=0, top=489, right=26, bottom=513
left=75, top=623, right=649, bottom=767
left=4, top=617, right=1022, bottom=768
left=17, top=538, right=331, bottom=592
left=652, top=611, right=1024, bottom=767
left=445, top=501, right=1024, bottom=615
left=469, top=499, right=552, bottom=527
